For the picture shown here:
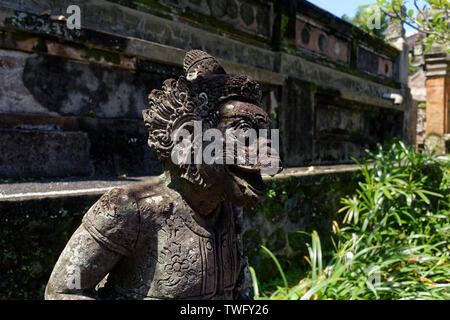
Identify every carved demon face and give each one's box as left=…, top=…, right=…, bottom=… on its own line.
left=209, top=100, right=281, bottom=206
left=143, top=50, right=282, bottom=207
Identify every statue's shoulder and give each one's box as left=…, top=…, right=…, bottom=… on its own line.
left=131, top=176, right=180, bottom=217
left=125, top=175, right=168, bottom=201
left=81, top=180, right=151, bottom=256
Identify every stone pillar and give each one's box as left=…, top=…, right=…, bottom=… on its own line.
left=385, top=7, right=416, bottom=146
left=385, top=7, right=409, bottom=85
left=424, top=49, right=450, bottom=154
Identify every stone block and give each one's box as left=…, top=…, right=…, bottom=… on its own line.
left=0, top=129, right=93, bottom=178
left=426, top=77, right=449, bottom=137
left=280, top=78, right=313, bottom=167
left=78, top=118, right=163, bottom=177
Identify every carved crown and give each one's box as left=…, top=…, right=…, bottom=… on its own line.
left=183, top=50, right=226, bottom=79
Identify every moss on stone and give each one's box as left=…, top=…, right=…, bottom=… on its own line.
left=243, top=204, right=262, bottom=220
left=32, top=38, right=47, bottom=53
left=181, top=7, right=270, bottom=46
left=285, top=193, right=300, bottom=223
left=262, top=203, right=284, bottom=223
left=266, top=228, right=286, bottom=252
left=0, top=195, right=99, bottom=299
left=243, top=230, right=262, bottom=260
left=11, top=30, right=36, bottom=42
left=262, top=181, right=289, bottom=223
left=85, top=48, right=121, bottom=65
left=280, top=14, right=289, bottom=40
left=281, top=42, right=402, bottom=89
left=288, top=231, right=305, bottom=252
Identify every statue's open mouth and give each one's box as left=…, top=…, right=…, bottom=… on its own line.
left=228, top=165, right=266, bottom=196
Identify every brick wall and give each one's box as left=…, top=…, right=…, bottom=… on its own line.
left=426, top=77, right=449, bottom=136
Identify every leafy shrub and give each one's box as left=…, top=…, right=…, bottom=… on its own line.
left=252, top=142, right=449, bottom=300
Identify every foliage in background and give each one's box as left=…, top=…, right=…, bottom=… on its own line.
left=251, top=142, right=449, bottom=300
left=375, top=0, right=450, bottom=51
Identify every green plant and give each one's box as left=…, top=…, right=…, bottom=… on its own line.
left=252, top=142, right=449, bottom=300
left=375, top=0, right=450, bottom=52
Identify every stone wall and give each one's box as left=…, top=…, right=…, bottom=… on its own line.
left=0, top=0, right=413, bottom=178
left=0, top=168, right=360, bottom=299
left=417, top=107, right=426, bottom=147
left=242, top=169, right=360, bottom=284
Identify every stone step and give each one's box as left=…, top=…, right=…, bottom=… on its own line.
left=0, top=165, right=361, bottom=201
left=0, top=175, right=152, bottom=201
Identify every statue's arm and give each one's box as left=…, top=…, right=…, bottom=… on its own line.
left=45, top=224, right=123, bottom=300
left=45, top=187, right=140, bottom=300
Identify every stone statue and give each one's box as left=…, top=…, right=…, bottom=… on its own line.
left=45, top=50, right=282, bottom=300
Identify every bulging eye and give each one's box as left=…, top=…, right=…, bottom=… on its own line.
left=240, top=124, right=252, bottom=131
left=235, top=120, right=252, bottom=131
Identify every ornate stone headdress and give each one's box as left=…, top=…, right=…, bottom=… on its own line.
left=142, top=50, right=262, bottom=185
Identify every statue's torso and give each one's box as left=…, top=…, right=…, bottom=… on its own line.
left=83, top=180, right=245, bottom=300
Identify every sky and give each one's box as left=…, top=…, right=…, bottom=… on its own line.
left=307, top=0, right=377, bottom=18
left=306, top=0, right=427, bottom=36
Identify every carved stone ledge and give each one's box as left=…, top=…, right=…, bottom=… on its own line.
left=425, top=54, right=450, bottom=78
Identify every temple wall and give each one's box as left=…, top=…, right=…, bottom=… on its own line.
left=0, top=0, right=413, bottom=178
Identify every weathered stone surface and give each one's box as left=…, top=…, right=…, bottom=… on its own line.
left=357, top=47, right=380, bottom=76
left=0, top=129, right=92, bottom=179
left=416, top=106, right=426, bottom=145
left=226, top=0, right=238, bottom=19
left=0, top=176, right=153, bottom=199
left=0, top=49, right=177, bottom=118
left=0, top=114, right=163, bottom=178
left=240, top=2, right=254, bottom=26
left=409, top=68, right=427, bottom=102
left=279, top=53, right=403, bottom=103
left=207, top=0, right=227, bottom=18
left=312, top=97, right=403, bottom=165
left=77, top=118, right=163, bottom=177
left=0, top=0, right=419, bottom=299
left=280, top=76, right=404, bottom=166
left=280, top=78, right=313, bottom=167
left=295, top=20, right=349, bottom=64
left=0, top=193, right=99, bottom=300
left=267, top=228, right=287, bottom=252
left=0, top=0, right=277, bottom=71
left=22, top=55, right=162, bottom=118
left=0, top=114, right=79, bottom=131
left=256, top=5, right=270, bottom=37
left=0, top=2, right=414, bottom=171
left=0, top=50, right=57, bottom=116
left=240, top=168, right=361, bottom=282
